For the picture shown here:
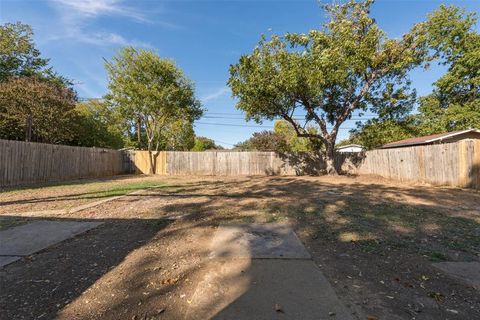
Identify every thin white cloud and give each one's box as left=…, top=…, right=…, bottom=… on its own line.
left=46, top=28, right=152, bottom=48
left=78, top=32, right=153, bottom=48
left=46, top=0, right=154, bottom=48
left=201, top=87, right=230, bottom=103
left=51, top=0, right=148, bottom=22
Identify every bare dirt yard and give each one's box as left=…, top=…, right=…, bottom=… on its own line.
left=1, top=174, right=479, bottom=319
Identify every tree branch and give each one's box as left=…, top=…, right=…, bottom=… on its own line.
left=281, top=114, right=325, bottom=141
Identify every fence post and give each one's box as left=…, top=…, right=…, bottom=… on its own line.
left=458, top=140, right=476, bottom=188
left=474, top=140, right=480, bottom=189
left=458, top=140, right=467, bottom=188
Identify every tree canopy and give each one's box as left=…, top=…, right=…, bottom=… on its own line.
left=105, top=47, right=203, bottom=172
left=192, top=136, right=223, bottom=151
left=228, top=0, right=424, bottom=174
left=0, top=22, right=70, bottom=86
left=350, top=4, right=480, bottom=149
left=234, top=130, right=288, bottom=152
left=0, top=76, right=77, bottom=143
left=235, top=120, right=320, bottom=152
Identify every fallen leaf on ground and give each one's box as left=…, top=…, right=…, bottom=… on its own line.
left=161, top=278, right=179, bottom=285
left=274, top=303, right=284, bottom=313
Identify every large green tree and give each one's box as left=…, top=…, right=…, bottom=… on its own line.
left=415, top=5, right=480, bottom=133
left=351, top=5, right=479, bottom=147
left=0, top=76, right=77, bottom=143
left=105, top=47, right=203, bottom=173
left=228, top=0, right=423, bottom=174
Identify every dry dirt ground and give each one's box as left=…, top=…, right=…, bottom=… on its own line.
left=0, top=175, right=479, bottom=320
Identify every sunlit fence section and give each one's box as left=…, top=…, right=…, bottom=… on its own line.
left=0, top=139, right=126, bottom=188
left=359, top=140, right=480, bottom=189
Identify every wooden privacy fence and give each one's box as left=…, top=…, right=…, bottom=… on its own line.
left=0, top=139, right=127, bottom=188
left=2, top=139, right=478, bottom=189
left=359, top=140, right=480, bottom=189
left=127, top=150, right=363, bottom=176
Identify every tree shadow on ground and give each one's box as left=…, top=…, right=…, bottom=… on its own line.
left=1, top=176, right=479, bottom=319
left=0, top=217, right=172, bottom=319
left=150, top=177, right=480, bottom=319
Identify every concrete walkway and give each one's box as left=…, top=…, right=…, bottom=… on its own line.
left=0, top=220, right=103, bottom=267
left=186, top=223, right=354, bottom=320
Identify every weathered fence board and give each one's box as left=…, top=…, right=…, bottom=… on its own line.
left=359, top=140, right=479, bottom=188
left=2, top=139, right=478, bottom=189
left=0, top=140, right=125, bottom=188
left=128, top=150, right=362, bottom=176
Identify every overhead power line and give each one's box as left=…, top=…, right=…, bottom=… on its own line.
left=213, top=139, right=236, bottom=146
left=195, top=122, right=357, bottom=130
left=202, top=115, right=373, bottom=121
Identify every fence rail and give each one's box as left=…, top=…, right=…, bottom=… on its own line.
left=0, top=139, right=126, bottom=188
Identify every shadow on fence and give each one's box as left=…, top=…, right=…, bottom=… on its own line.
left=278, top=151, right=366, bottom=176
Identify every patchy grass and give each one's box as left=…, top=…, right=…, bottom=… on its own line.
left=0, top=175, right=172, bottom=214
left=75, top=181, right=169, bottom=199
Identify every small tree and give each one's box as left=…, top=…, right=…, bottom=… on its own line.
left=105, top=47, right=203, bottom=173
left=234, top=130, right=288, bottom=152
left=191, top=136, right=222, bottom=151
left=73, top=100, right=125, bottom=149
left=228, top=0, right=423, bottom=174
left=160, top=118, right=195, bottom=151
left=273, top=120, right=321, bottom=152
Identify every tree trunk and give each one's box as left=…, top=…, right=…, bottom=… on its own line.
left=324, top=140, right=338, bottom=175
left=147, top=139, right=156, bottom=175
left=147, top=150, right=156, bottom=175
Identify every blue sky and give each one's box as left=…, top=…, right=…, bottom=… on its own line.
left=1, top=0, right=479, bottom=148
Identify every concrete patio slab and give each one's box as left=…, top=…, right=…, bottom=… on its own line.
left=433, top=261, right=480, bottom=289
left=186, top=223, right=353, bottom=319
left=187, top=259, right=353, bottom=320
left=209, top=223, right=311, bottom=259
left=0, top=220, right=103, bottom=266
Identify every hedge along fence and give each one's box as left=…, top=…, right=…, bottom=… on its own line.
left=127, top=150, right=364, bottom=176
left=0, top=139, right=128, bottom=188
left=359, top=139, right=480, bottom=189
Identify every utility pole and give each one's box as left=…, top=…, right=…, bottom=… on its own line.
left=137, top=118, right=141, bottom=146
left=25, top=113, right=32, bottom=142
